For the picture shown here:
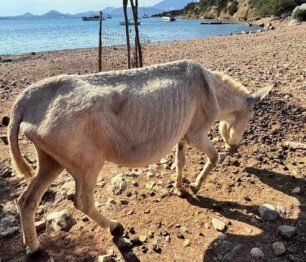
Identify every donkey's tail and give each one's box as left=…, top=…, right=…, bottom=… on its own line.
left=8, top=108, right=35, bottom=180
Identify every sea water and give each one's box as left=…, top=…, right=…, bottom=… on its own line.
left=0, top=17, right=257, bottom=55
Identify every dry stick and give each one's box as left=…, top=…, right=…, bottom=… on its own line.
left=123, top=0, right=131, bottom=69
left=130, top=0, right=143, bottom=67
left=98, top=11, right=103, bottom=72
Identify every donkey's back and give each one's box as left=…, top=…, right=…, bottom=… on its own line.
left=13, top=60, right=215, bottom=168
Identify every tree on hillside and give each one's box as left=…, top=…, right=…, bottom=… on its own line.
left=250, top=0, right=297, bottom=16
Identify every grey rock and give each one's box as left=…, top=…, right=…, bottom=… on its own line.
left=223, top=244, right=242, bottom=261
left=250, top=247, right=264, bottom=259
left=291, top=187, right=301, bottom=194
left=110, top=173, right=128, bottom=195
left=0, top=226, right=19, bottom=237
left=278, top=225, right=297, bottom=240
left=212, top=218, right=226, bottom=231
left=0, top=214, right=18, bottom=237
left=0, top=215, right=16, bottom=226
left=272, top=241, right=286, bottom=256
left=117, top=237, right=133, bottom=249
left=258, top=204, right=279, bottom=221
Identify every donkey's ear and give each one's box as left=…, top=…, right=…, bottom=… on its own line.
left=247, top=85, right=273, bottom=106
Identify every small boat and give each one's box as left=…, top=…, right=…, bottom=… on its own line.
left=82, top=15, right=105, bottom=21
left=106, top=14, right=112, bottom=19
left=162, top=14, right=176, bottom=22
left=120, top=19, right=140, bottom=25
left=142, top=14, right=150, bottom=18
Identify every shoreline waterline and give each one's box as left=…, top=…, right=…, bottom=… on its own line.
left=0, top=17, right=259, bottom=56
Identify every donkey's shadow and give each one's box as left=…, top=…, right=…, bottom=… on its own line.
left=184, top=167, right=306, bottom=262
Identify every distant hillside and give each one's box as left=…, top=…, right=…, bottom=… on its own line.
left=0, top=0, right=195, bottom=19
left=152, top=0, right=195, bottom=11
left=176, top=0, right=304, bottom=20
left=43, top=10, right=68, bottom=18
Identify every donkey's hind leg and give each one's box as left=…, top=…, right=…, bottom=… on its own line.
left=188, top=132, right=218, bottom=194
left=72, top=163, right=119, bottom=233
left=175, top=140, right=187, bottom=197
left=18, top=149, right=63, bottom=256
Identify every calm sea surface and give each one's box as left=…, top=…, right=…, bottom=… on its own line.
left=0, top=17, right=258, bottom=55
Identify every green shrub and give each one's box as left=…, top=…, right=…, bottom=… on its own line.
left=251, top=0, right=297, bottom=16
left=293, top=8, right=306, bottom=21
left=228, top=1, right=239, bottom=15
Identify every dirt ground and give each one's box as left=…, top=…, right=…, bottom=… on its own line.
left=0, top=21, right=305, bottom=262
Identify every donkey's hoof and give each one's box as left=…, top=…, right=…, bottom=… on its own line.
left=174, top=187, right=187, bottom=198
left=110, top=220, right=124, bottom=237
left=26, top=244, right=46, bottom=260
left=189, top=183, right=200, bottom=194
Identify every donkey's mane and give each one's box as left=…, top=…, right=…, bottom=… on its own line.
left=213, top=71, right=250, bottom=97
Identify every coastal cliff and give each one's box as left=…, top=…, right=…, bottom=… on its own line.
left=178, top=0, right=305, bottom=20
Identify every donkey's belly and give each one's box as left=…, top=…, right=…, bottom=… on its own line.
left=106, top=139, right=177, bottom=167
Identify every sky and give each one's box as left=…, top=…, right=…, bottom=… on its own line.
left=0, top=0, right=162, bottom=16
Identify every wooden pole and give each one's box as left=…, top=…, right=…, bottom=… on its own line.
left=98, top=11, right=103, bottom=72
left=123, top=0, right=131, bottom=69
left=130, top=0, right=143, bottom=67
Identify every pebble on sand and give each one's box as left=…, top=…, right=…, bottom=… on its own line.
left=272, top=241, right=286, bottom=256
left=250, top=247, right=264, bottom=259
left=278, top=225, right=297, bottom=240
left=258, top=204, right=279, bottom=221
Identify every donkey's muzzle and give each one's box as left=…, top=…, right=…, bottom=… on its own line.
left=225, top=144, right=239, bottom=154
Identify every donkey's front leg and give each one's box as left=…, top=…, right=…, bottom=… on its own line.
left=174, top=140, right=187, bottom=197
left=189, top=133, right=218, bottom=194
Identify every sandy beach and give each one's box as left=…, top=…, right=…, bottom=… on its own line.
left=0, top=21, right=305, bottom=262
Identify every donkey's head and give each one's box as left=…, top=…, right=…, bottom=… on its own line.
left=219, top=85, right=273, bottom=153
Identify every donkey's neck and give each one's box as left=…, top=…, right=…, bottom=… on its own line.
left=210, top=73, right=249, bottom=121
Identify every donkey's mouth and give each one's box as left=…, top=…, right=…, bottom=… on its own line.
left=225, top=143, right=239, bottom=154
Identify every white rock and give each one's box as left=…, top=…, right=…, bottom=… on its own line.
left=212, top=218, right=226, bottom=231
left=46, top=210, right=72, bottom=232
left=146, top=171, right=154, bottom=178
left=145, top=181, right=156, bottom=190
left=250, top=247, right=264, bottom=259
left=272, top=241, right=286, bottom=256
left=110, top=173, right=128, bottom=195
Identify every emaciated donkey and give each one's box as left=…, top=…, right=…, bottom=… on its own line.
left=8, top=60, right=272, bottom=255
